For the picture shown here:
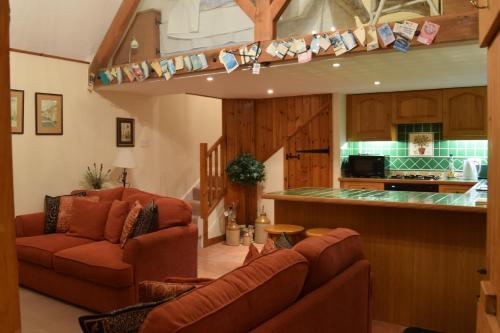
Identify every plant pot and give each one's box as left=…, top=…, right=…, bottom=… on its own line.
left=418, top=147, right=426, bottom=155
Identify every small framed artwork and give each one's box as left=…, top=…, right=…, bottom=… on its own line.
left=10, top=89, right=24, bottom=134
left=35, top=93, right=63, bottom=135
left=409, top=132, right=434, bottom=157
left=116, top=118, right=135, bottom=147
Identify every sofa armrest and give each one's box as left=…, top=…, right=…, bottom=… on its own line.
left=15, top=212, right=45, bottom=237
left=123, top=224, right=198, bottom=284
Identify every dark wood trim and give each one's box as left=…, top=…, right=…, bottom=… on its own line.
left=35, top=93, right=64, bottom=136
left=10, top=89, right=24, bottom=135
left=89, top=0, right=141, bottom=75
left=0, top=0, right=22, bottom=330
left=9, top=48, right=89, bottom=64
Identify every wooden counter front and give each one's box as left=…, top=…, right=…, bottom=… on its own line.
left=270, top=198, right=486, bottom=333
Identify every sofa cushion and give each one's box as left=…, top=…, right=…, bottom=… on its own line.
left=156, top=197, right=192, bottom=229
left=16, top=233, right=93, bottom=268
left=105, top=200, right=130, bottom=243
left=54, top=241, right=133, bottom=288
left=67, top=198, right=113, bottom=241
left=120, top=201, right=143, bottom=248
left=293, top=228, right=364, bottom=294
left=122, top=188, right=159, bottom=206
left=57, top=196, right=99, bottom=233
left=139, top=249, right=309, bottom=333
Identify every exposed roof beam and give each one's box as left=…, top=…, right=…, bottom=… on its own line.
left=89, top=0, right=141, bottom=76
left=234, top=0, right=257, bottom=21
left=270, top=0, right=291, bottom=20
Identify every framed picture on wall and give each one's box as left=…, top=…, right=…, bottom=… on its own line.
left=409, top=132, right=434, bottom=157
left=116, top=118, right=135, bottom=147
left=35, top=93, right=63, bottom=135
left=10, top=89, right=24, bottom=134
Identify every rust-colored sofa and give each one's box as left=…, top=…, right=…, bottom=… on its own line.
left=140, top=228, right=372, bottom=333
left=15, top=187, right=198, bottom=312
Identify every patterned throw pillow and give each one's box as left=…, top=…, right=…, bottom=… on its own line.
left=79, top=299, right=169, bottom=333
left=56, top=196, right=99, bottom=233
left=138, top=281, right=195, bottom=303
left=243, top=243, right=261, bottom=265
left=133, top=202, right=158, bottom=238
left=120, top=201, right=143, bottom=248
left=44, top=192, right=86, bottom=234
left=274, top=232, right=294, bottom=249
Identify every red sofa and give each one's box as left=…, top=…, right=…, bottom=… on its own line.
left=140, top=228, right=372, bottom=333
left=15, top=187, right=198, bottom=312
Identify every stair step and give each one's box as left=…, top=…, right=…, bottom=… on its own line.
left=192, top=187, right=201, bottom=201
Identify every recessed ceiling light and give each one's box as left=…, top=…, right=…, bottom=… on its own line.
left=374, top=81, right=381, bottom=85
left=330, top=26, right=336, bottom=32
left=206, top=76, right=214, bottom=81
left=332, top=63, right=341, bottom=68
left=311, top=30, right=317, bottom=34
left=267, top=89, right=274, bottom=95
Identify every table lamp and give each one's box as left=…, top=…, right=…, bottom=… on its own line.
left=113, top=149, right=136, bottom=187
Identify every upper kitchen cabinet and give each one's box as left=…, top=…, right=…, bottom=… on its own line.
left=347, top=93, right=396, bottom=141
left=393, top=89, right=443, bottom=124
left=443, top=87, right=487, bottom=139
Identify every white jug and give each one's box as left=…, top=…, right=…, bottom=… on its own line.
left=463, top=158, right=481, bottom=181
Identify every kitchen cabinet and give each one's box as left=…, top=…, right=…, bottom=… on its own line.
left=340, top=181, right=385, bottom=190
left=443, top=87, right=487, bottom=139
left=347, top=93, right=396, bottom=141
left=393, top=89, right=443, bottom=124
left=439, top=184, right=473, bottom=194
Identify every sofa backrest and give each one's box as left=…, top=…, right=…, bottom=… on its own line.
left=139, top=249, right=309, bottom=333
left=293, top=228, right=365, bottom=295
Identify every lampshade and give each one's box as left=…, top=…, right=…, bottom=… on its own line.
left=113, top=149, right=136, bottom=169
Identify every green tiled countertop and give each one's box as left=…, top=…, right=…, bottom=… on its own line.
left=263, top=184, right=487, bottom=213
left=339, top=177, right=479, bottom=186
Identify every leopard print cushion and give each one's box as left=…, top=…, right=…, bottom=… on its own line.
left=138, top=281, right=195, bottom=303
left=44, top=192, right=86, bottom=234
left=79, top=299, right=168, bottom=333
left=133, top=202, right=158, bottom=237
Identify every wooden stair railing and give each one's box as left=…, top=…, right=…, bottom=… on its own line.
left=200, top=136, right=226, bottom=247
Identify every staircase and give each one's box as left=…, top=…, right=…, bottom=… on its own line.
left=184, top=183, right=203, bottom=247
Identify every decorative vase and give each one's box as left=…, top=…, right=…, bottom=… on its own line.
left=242, top=229, right=252, bottom=246
left=226, top=217, right=240, bottom=246
left=418, top=147, right=426, bottom=155
left=254, top=206, right=271, bottom=244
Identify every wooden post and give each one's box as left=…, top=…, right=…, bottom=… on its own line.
left=200, top=143, right=209, bottom=246
left=235, top=0, right=291, bottom=40
left=0, top=1, right=22, bottom=332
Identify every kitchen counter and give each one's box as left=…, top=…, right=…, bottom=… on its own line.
left=263, top=184, right=487, bottom=213
left=339, top=176, right=479, bottom=186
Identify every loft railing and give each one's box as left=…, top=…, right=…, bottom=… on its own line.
left=200, top=136, right=226, bottom=245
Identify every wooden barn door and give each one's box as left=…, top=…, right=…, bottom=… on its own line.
left=284, top=107, right=332, bottom=189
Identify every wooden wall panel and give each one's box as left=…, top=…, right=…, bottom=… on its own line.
left=223, top=94, right=332, bottom=224
left=0, top=1, right=21, bottom=331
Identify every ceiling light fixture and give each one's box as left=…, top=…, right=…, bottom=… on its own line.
left=311, top=30, right=317, bottom=34
left=331, top=26, right=336, bottom=32
left=374, top=81, right=381, bottom=85
left=206, top=76, right=214, bottom=81
left=332, top=63, right=341, bottom=68
left=267, top=89, right=274, bottom=95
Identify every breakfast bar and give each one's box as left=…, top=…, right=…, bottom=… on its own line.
left=262, top=185, right=487, bottom=333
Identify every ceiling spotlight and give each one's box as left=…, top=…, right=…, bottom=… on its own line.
left=330, top=26, right=337, bottom=32
left=311, top=30, right=317, bottom=35
left=206, top=76, right=214, bottom=81
left=374, top=81, right=381, bottom=85
left=332, top=63, right=341, bottom=68
left=267, top=89, right=274, bottom=95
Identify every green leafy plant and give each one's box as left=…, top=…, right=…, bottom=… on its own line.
left=81, top=163, right=111, bottom=190
left=226, top=153, right=265, bottom=187
left=412, top=134, right=431, bottom=148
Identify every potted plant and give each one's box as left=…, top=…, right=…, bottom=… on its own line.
left=226, top=153, right=266, bottom=224
left=81, top=163, right=111, bottom=190
left=413, top=134, right=431, bottom=155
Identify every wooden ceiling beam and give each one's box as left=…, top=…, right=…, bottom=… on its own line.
left=234, top=0, right=257, bottom=21
left=235, top=0, right=291, bottom=40
left=270, top=0, right=291, bottom=20
left=89, top=0, right=141, bottom=76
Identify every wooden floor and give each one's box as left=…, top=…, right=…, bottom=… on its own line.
left=19, top=242, right=406, bottom=333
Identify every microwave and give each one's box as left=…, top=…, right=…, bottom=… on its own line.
left=347, top=155, right=388, bottom=178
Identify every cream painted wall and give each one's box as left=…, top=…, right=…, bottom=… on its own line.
left=10, top=52, right=162, bottom=215
left=156, top=94, right=222, bottom=198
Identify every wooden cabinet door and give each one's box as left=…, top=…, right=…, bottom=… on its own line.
left=393, top=90, right=443, bottom=124
left=341, top=181, right=385, bottom=190
left=347, top=93, right=395, bottom=141
left=439, top=185, right=473, bottom=194
left=443, top=87, right=487, bottom=139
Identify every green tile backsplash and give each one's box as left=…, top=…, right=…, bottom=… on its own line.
left=341, top=124, right=488, bottom=171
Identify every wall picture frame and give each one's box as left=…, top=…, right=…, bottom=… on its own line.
left=10, top=89, right=24, bottom=134
left=35, top=93, right=63, bottom=135
left=408, top=132, right=434, bottom=157
left=116, top=118, right=135, bottom=147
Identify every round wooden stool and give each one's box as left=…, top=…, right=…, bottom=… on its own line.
left=305, top=228, right=333, bottom=237
left=265, top=224, right=305, bottom=243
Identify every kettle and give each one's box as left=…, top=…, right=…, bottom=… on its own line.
left=463, top=158, right=482, bottom=181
